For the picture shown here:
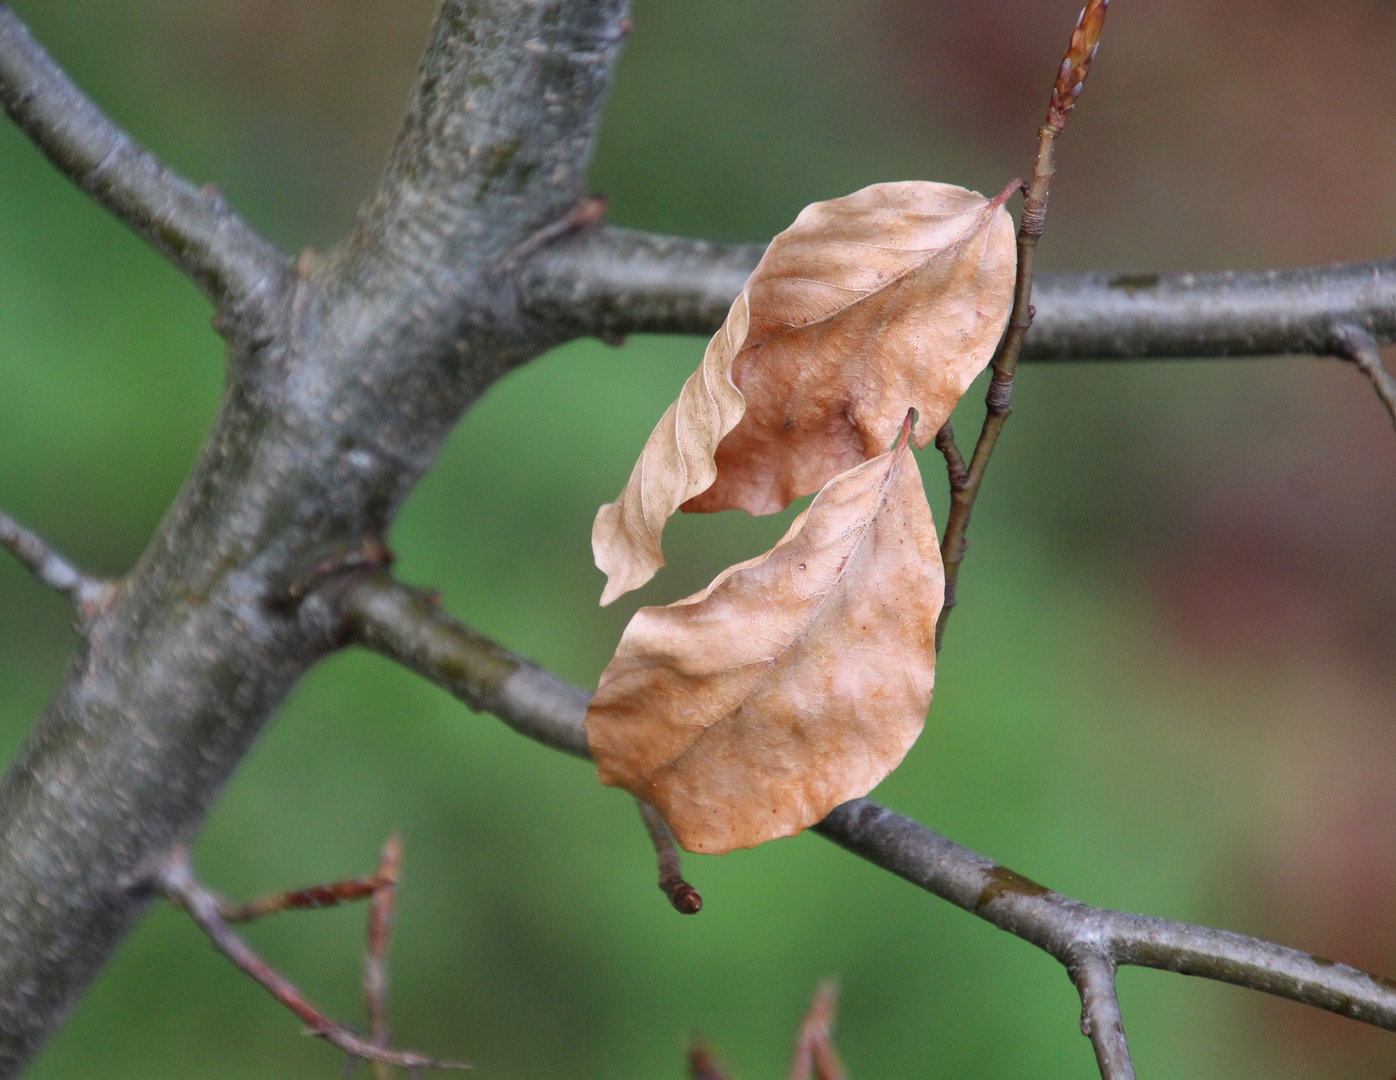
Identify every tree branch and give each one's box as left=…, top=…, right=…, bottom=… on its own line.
left=158, top=850, right=463, bottom=1072
left=521, top=226, right=1396, bottom=362
left=0, top=509, right=113, bottom=620
left=786, top=981, right=848, bottom=1080
left=517, top=225, right=766, bottom=342
left=935, top=0, right=1110, bottom=649
left=347, top=575, right=592, bottom=758
left=1331, top=325, right=1396, bottom=429
left=0, top=3, right=287, bottom=318
left=364, top=833, right=401, bottom=1080
left=1065, top=946, right=1135, bottom=1080
left=0, top=2, right=631, bottom=1072
left=346, top=574, right=1396, bottom=1043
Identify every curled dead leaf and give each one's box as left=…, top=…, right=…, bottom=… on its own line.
left=592, top=179, right=1014, bottom=606
left=685, top=179, right=1017, bottom=517
left=584, top=416, right=943, bottom=854
left=592, top=293, right=748, bottom=605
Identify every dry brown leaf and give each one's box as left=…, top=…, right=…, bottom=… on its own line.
left=592, top=293, right=749, bottom=606
left=584, top=416, right=942, bottom=854
left=592, top=179, right=1015, bottom=605
left=684, top=179, right=1016, bottom=516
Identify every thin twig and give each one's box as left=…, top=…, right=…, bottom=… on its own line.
left=158, top=851, right=466, bottom=1072
left=787, top=981, right=848, bottom=1080
left=347, top=580, right=1396, bottom=1034
left=935, top=0, right=1110, bottom=651
left=0, top=510, right=113, bottom=619
left=0, top=5, right=287, bottom=315
left=1331, top=325, right=1396, bottom=430
left=636, top=800, right=702, bottom=914
left=1066, top=946, right=1136, bottom=1080
left=365, top=834, right=403, bottom=1080
left=217, top=875, right=389, bottom=924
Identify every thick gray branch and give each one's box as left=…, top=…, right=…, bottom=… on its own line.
left=0, top=1, right=630, bottom=1072
left=0, top=510, right=112, bottom=618
left=347, top=575, right=1396, bottom=1038
left=0, top=3, right=287, bottom=318
left=520, top=225, right=1396, bottom=361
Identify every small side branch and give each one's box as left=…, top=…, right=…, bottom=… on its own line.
left=1066, top=946, right=1136, bottom=1080
left=0, top=5, right=287, bottom=315
left=1331, top=325, right=1396, bottom=430
left=636, top=800, right=702, bottom=914
left=787, top=981, right=848, bottom=1080
left=216, top=874, right=388, bottom=924
left=935, top=0, right=1109, bottom=649
left=0, top=510, right=113, bottom=619
left=364, top=833, right=402, bottom=1080
left=158, top=849, right=465, bottom=1072
left=352, top=586, right=1396, bottom=1037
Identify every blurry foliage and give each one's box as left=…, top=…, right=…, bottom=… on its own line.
left=1, top=0, right=1395, bottom=1077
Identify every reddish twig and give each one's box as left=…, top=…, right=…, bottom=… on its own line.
left=365, top=834, right=403, bottom=1080
left=217, top=875, right=389, bottom=923
left=636, top=800, right=702, bottom=914
left=935, top=0, right=1110, bottom=651
left=787, top=982, right=848, bottom=1080
left=158, top=849, right=465, bottom=1073
left=687, top=1041, right=733, bottom=1080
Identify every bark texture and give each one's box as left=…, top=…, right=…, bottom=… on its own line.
left=0, top=1, right=629, bottom=1070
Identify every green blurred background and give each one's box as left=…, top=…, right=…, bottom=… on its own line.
left=3, top=0, right=1396, bottom=1076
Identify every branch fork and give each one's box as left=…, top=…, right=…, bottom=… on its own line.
left=0, top=510, right=116, bottom=626
left=157, top=840, right=465, bottom=1074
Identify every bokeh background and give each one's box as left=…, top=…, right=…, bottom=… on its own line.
left=2, top=1, right=1396, bottom=1077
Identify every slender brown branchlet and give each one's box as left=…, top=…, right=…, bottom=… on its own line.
left=935, top=0, right=1111, bottom=651
left=216, top=875, right=389, bottom=924
left=787, top=981, right=848, bottom=1080
left=637, top=799, right=703, bottom=914
left=159, top=849, right=463, bottom=1073
left=365, top=834, right=403, bottom=1080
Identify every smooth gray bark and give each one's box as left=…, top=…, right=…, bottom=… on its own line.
left=521, top=225, right=1396, bottom=361
left=0, top=1, right=630, bottom=1071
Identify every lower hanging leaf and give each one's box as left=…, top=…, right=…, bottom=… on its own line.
left=584, top=414, right=943, bottom=854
